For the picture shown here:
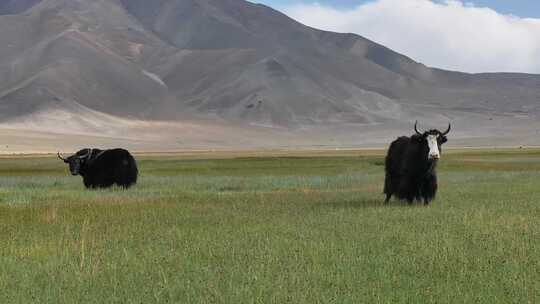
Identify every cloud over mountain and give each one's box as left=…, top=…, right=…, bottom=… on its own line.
left=284, top=0, right=540, bottom=73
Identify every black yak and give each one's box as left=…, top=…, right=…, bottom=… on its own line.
left=384, top=121, right=450, bottom=205
left=58, top=148, right=138, bottom=189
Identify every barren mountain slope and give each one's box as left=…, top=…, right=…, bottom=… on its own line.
left=0, top=0, right=538, bottom=150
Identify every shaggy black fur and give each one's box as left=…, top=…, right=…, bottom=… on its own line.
left=384, top=127, right=449, bottom=205
left=59, top=148, right=138, bottom=189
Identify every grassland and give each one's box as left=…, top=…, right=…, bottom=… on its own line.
left=0, top=149, right=539, bottom=303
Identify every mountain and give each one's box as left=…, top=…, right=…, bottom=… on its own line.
left=0, top=0, right=539, bottom=150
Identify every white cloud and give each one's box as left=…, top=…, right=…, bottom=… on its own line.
left=283, top=0, right=540, bottom=74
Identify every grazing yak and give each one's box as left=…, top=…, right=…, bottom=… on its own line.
left=58, top=148, right=138, bottom=189
left=384, top=121, right=451, bottom=205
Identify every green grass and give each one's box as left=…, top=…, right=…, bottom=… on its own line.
left=0, top=149, right=539, bottom=303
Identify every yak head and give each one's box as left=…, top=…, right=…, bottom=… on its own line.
left=58, top=149, right=92, bottom=175
left=414, top=121, right=451, bottom=160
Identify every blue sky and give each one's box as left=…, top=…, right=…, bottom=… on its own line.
left=256, top=0, right=540, bottom=18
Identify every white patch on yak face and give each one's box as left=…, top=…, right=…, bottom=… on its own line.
left=427, top=134, right=440, bottom=160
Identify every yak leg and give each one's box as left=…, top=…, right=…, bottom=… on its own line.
left=82, top=177, right=93, bottom=189
left=383, top=174, right=394, bottom=204
left=421, top=175, right=437, bottom=205
left=397, top=176, right=417, bottom=205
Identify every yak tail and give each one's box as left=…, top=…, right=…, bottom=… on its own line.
left=128, top=155, right=138, bottom=185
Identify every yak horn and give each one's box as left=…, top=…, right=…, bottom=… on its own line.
left=414, top=121, right=422, bottom=135
left=57, top=152, right=67, bottom=162
left=79, top=148, right=92, bottom=159
left=442, top=123, right=451, bottom=136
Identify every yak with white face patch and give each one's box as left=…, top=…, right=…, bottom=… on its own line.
left=426, top=134, right=440, bottom=160
left=384, top=121, right=450, bottom=205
